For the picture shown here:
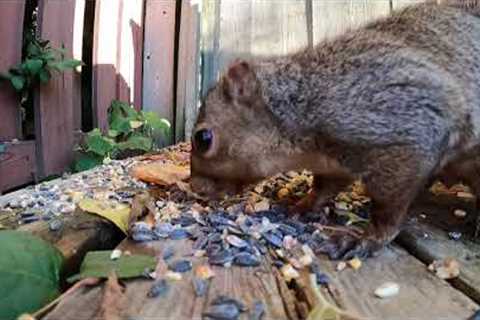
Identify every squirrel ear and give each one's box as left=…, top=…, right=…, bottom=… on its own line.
left=223, top=60, right=260, bottom=104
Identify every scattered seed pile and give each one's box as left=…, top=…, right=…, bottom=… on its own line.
left=1, top=158, right=146, bottom=228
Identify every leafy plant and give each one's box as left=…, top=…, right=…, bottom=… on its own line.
left=0, top=33, right=82, bottom=104
left=74, top=100, right=170, bottom=172
left=0, top=230, right=64, bottom=320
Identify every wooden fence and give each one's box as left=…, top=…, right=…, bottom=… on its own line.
left=0, top=0, right=428, bottom=193
left=0, top=0, right=200, bottom=193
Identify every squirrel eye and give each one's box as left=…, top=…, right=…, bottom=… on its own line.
left=193, top=129, right=214, bottom=154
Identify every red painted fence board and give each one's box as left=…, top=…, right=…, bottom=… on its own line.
left=0, top=141, right=37, bottom=193
left=35, top=0, right=76, bottom=177
left=0, top=1, right=25, bottom=141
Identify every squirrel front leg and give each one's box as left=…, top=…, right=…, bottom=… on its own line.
left=317, top=146, right=438, bottom=259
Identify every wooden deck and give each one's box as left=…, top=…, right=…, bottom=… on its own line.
left=1, top=149, right=480, bottom=320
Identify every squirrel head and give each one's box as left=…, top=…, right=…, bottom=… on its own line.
left=190, top=60, right=283, bottom=198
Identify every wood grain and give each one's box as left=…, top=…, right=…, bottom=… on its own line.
left=0, top=0, right=24, bottom=141
left=45, top=238, right=293, bottom=319
left=44, top=237, right=478, bottom=319
left=0, top=141, right=36, bottom=193
left=142, top=0, right=177, bottom=146
left=92, top=0, right=121, bottom=132
left=176, top=0, right=201, bottom=142
left=312, top=0, right=391, bottom=44
left=398, top=221, right=480, bottom=304
left=36, top=0, right=76, bottom=177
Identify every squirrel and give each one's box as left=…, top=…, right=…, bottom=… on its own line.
left=190, top=2, right=480, bottom=259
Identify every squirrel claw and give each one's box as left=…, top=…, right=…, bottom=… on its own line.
left=316, top=233, right=384, bottom=260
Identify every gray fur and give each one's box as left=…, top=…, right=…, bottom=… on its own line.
left=191, top=2, right=480, bottom=257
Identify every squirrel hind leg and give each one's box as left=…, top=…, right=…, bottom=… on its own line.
left=290, top=174, right=353, bottom=214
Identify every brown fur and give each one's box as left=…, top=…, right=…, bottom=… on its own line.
left=190, top=2, right=480, bottom=259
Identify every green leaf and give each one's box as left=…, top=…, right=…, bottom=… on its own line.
left=68, top=250, right=156, bottom=282
left=107, top=129, right=120, bottom=138
left=24, top=59, right=43, bottom=75
left=108, top=101, right=141, bottom=135
left=109, top=117, right=131, bottom=134
left=39, top=69, right=51, bottom=83
left=85, top=129, right=116, bottom=157
left=10, top=75, right=25, bottom=91
left=74, top=152, right=104, bottom=172
left=117, top=135, right=152, bottom=152
left=129, top=120, right=144, bottom=129
left=0, top=230, right=64, bottom=320
left=142, top=111, right=171, bottom=139
left=109, top=100, right=138, bottom=121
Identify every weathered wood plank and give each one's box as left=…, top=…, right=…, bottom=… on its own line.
left=0, top=0, right=24, bottom=141
left=0, top=141, right=36, bottom=193
left=312, top=0, right=391, bottom=44
left=306, top=246, right=478, bottom=319
left=397, top=198, right=480, bottom=304
left=251, top=0, right=309, bottom=58
left=131, top=1, right=145, bottom=110
left=200, top=0, right=221, bottom=96
left=216, top=0, right=252, bottom=71
left=142, top=0, right=177, bottom=145
left=92, top=0, right=121, bottom=132
left=117, top=0, right=145, bottom=110
left=392, top=0, right=426, bottom=11
left=176, top=0, right=201, bottom=142
left=45, top=238, right=293, bottom=319
left=44, top=236, right=478, bottom=319
left=35, top=0, right=76, bottom=177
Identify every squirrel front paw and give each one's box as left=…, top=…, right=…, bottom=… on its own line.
left=315, top=232, right=386, bottom=260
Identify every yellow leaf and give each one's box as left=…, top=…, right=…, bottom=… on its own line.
left=79, top=198, right=131, bottom=234
left=129, top=120, right=143, bottom=129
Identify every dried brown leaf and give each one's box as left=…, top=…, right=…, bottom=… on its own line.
left=131, top=162, right=190, bottom=186
left=98, top=271, right=126, bottom=320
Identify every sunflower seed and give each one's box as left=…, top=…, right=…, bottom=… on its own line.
left=193, top=235, right=209, bottom=250
left=192, top=277, right=208, bottom=297
left=154, top=222, right=174, bottom=238
left=162, top=246, right=175, bottom=260
left=203, top=303, right=240, bottom=320
left=169, top=228, right=191, bottom=240
left=233, top=252, right=261, bottom=267
left=212, top=296, right=247, bottom=312
left=147, top=279, right=169, bottom=298
left=209, top=249, right=234, bottom=266
left=226, top=235, right=248, bottom=248
left=168, top=259, right=192, bottom=273
left=262, top=232, right=282, bottom=248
